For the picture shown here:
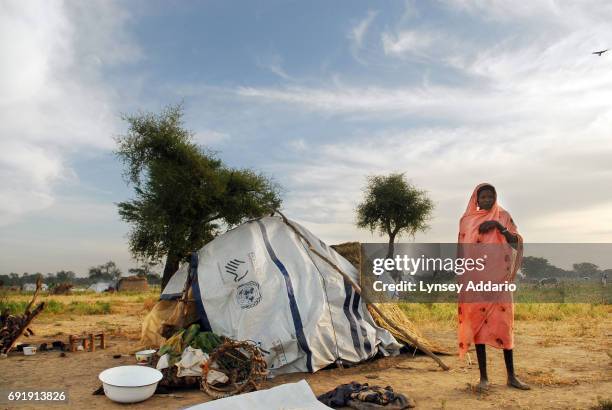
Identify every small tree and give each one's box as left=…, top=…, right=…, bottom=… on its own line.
left=116, top=104, right=282, bottom=289
left=356, top=173, right=434, bottom=259
left=521, top=256, right=552, bottom=278
left=572, top=262, right=599, bottom=278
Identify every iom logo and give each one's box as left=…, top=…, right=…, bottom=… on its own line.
left=225, top=258, right=248, bottom=282
left=236, top=281, right=262, bottom=309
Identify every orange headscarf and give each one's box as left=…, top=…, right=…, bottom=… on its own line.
left=457, top=183, right=523, bottom=357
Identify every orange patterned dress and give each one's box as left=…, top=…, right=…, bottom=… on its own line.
left=457, top=183, right=523, bottom=358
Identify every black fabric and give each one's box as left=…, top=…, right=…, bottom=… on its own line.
left=317, top=381, right=414, bottom=409
left=476, top=343, right=488, bottom=381
left=503, top=348, right=515, bottom=376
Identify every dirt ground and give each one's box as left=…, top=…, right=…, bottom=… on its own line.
left=1, top=311, right=610, bottom=410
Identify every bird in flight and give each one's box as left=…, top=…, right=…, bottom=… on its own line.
left=592, top=49, right=608, bottom=56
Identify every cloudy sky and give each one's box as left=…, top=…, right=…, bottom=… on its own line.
left=1, top=0, right=612, bottom=276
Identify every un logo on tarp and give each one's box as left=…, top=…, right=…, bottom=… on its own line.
left=236, top=281, right=262, bottom=309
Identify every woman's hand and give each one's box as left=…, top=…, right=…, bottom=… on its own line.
left=478, top=220, right=503, bottom=233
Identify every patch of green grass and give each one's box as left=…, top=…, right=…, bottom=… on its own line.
left=44, top=299, right=65, bottom=314
left=0, top=300, right=28, bottom=314
left=0, top=299, right=112, bottom=315
left=67, top=301, right=111, bottom=315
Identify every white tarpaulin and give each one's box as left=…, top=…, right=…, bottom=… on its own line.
left=88, top=282, right=113, bottom=293
left=161, top=215, right=400, bottom=375
left=184, top=380, right=331, bottom=410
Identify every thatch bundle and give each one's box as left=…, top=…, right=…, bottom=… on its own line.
left=331, top=242, right=448, bottom=355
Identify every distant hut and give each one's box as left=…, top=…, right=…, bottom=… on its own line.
left=52, top=283, right=73, bottom=294
left=117, top=276, right=149, bottom=292
left=88, top=282, right=114, bottom=293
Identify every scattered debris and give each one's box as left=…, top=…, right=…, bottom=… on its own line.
left=69, top=332, right=106, bottom=352
left=317, top=381, right=415, bottom=409
left=0, top=277, right=45, bottom=355
left=38, top=340, right=67, bottom=352
left=23, top=345, right=37, bottom=355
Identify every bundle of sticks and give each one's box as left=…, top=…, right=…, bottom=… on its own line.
left=0, top=277, right=45, bottom=355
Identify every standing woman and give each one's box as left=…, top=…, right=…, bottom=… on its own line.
left=457, top=183, right=530, bottom=390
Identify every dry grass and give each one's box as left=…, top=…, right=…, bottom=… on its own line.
left=399, top=302, right=611, bottom=329
left=523, top=369, right=580, bottom=387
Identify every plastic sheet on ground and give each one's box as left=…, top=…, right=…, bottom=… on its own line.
left=184, top=379, right=331, bottom=410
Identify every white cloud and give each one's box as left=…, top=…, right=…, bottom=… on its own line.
left=349, top=10, right=378, bottom=49
left=381, top=30, right=434, bottom=58
left=0, top=0, right=139, bottom=226
left=273, top=122, right=612, bottom=244
left=287, top=139, right=307, bottom=152
left=236, top=0, right=612, bottom=243
left=256, top=53, right=293, bottom=80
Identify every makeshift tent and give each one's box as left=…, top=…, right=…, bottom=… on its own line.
left=88, top=282, right=113, bottom=293
left=143, top=214, right=448, bottom=374
left=22, top=283, right=48, bottom=292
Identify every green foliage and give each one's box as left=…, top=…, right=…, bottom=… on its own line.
left=356, top=173, right=433, bottom=256
left=521, top=256, right=554, bottom=278
left=88, top=261, right=122, bottom=282
left=115, top=104, right=281, bottom=286
left=573, top=262, right=599, bottom=277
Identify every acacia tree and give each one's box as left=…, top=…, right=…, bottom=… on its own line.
left=116, top=105, right=281, bottom=289
left=88, top=261, right=122, bottom=282
left=356, top=173, right=434, bottom=259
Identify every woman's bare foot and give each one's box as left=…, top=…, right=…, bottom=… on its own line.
left=476, top=378, right=490, bottom=392
left=507, top=375, right=530, bottom=390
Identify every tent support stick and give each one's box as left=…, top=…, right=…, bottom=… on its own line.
left=276, top=211, right=450, bottom=371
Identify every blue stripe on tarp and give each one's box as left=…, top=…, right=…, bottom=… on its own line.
left=257, top=220, right=313, bottom=373
left=343, top=276, right=363, bottom=358
left=159, top=292, right=182, bottom=300
left=190, top=252, right=212, bottom=332
left=351, top=290, right=372, bottom=356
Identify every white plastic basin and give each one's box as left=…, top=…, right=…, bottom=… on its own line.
left=98, top=365, right=163, bottom=403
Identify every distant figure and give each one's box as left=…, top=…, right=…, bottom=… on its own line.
left=592, top=49, right=608, bottom=56
left=602, top=272, right=608, bottom=287
left=457, top=183, right=530, bottom=391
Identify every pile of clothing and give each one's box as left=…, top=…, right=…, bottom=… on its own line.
left=317, top=382, right=415, bottom=409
